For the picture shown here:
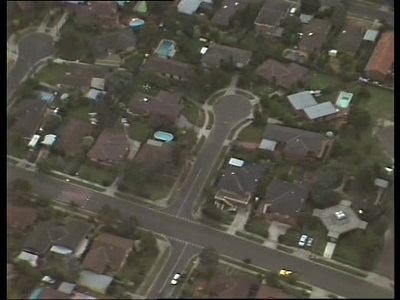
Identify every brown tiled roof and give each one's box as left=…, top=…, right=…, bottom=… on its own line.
left=201, top=43, right=252, bottom=68
left=142, top=56, right=195, bottom=79
left=255, top=285, right=296, bottom=299
left=207, top=273, right=253, bottom=298
left=56, top=119, right=95, bottom=157
left=129, top=91, right=184, bottom=120
left=365, top=31, right=394, bottom=76
left=134, top=140, right=173, bottom=170
left=335, top=24, right=364, bottom=54
left=255, top=59, right=310, bottom=90
left=88, top=128, right=129, bottom=165
left=81, top=233, right=133, bottom=274
left=211, top=0, right=249, bottom=27
left=7, top=205, right=38, bottom=230
left=299, top=18, right=331, bottom=52
left=10, top=98, right=46, bottom=137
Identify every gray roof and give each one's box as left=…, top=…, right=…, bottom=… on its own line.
left=217, top=164, right=265, bottom=197
left=303, top=102, right=338, bottom=120
left=254, top=0, right=291, bottom=26
left=335, top=24, right=364, bottom=54
left=374, top=178, right=389, bottom=189
left=363, top=29, right=379, bottom=42
left=78, top=271, right=113, bottom=294
left=299, top=14, right=313, bottom=24
left=299, top=18, right=331, bottom=52
left=261, top=180, right=310, bottom=217
left=58, top=282, right=76, bottom=294
left=10, top=98, right=46, bottom=138
left=211, top=0, right=249, bottom=26
left=89, top=28, right=136, bottom=59
left=178, top=0, right=202, bottom=15
left=261, top=123, right=325, bottom=157
left=313, top=200, right=368, bottom=239
left=201, top=43, right=252, bottom=68
left=287, top=91, right=318, bottom=110
left=24, top=220, right=92, bottom=255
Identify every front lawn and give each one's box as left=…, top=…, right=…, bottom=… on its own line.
left=127, top=119, right=153, bottom=143
left=35, top=63, right=66, bottom=86
left=279, top=228, right=301, bottom=247
left=237, top=124, right=264, bottom=143
left=183, top=102, right=205, bottom=127
left=308, top=74, right=342, bottom=90
left=245, top=215, right=270, bottom=238
left=78, top=162, right=118, bottom=186
left=364, top=87, right=394, bottom=121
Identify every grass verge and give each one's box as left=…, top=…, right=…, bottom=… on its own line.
left=50, top=172, right=106, bottom=192
left=114, top=192, right=162, bottom=209
left=276, top=245, right=294, bottom=254
left=309, top=255, right=368, bottom=278
left=235, top=231, right=264, bottom=244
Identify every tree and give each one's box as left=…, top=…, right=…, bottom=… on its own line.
left=55, top=28, right=86, bottom=60
left=97, top=204, right=121, bottom=226
left=348, top=107, right=372, bottom=132
left=36, top=159, right=52, bottom=174
left=139, top=230, right=158, bottom=255
left=311, top=187, right=341, bottom=209
left=117, top=216, right=140, bottom=239
left=300, top=0, right=321, bottom=15
left=331, top=4, right=346, bottom=31
left=199, top=246, right=219, bottom=277
left=284, top=15, right=302, bottom=35
left=265, top=271, right=280, bottom=288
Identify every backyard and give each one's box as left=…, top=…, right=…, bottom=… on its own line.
left=364, top=87, right=394, bottom=121
left=237, top=124, right=264, bottom=143
left=35, top=63, right=66, bottom=86
left=127, top=119, right=153, bottom=143
left=308, top=74, right=342, bottom=90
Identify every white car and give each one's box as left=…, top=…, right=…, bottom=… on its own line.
left=298, top=234, right=308, bottom=247
left=170, top=273, right=181, bottom=285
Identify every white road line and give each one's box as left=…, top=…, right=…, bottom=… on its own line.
left=176, top=169, right=203, bottom=217
left=158, top=243, right=187, bottom=294
left=160, top=234, right=202, bottom=249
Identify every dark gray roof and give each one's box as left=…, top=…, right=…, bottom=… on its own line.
left=89, top=28, right=136, bottom=59
left=262, top=123, right=325, bottom=157
left=287, top=91, right=317, bottom=110
left=335, top=24, right=364, bottom=54
left=254, top=0, right=292, bottom=26
left=23, top=220, right=92, bottom=255
left=211, top=0, right=250, bottom=26
left=217, top=164, right=265, bottom=196
left=201, top=43, right=252, bottom=68
left=261, top=179, right=310, bottom=217
left=299, top=18, right=331, bottom=52
left=10, top=98, right=46, bottom=137
left=59, top=64, right=111, bottom=88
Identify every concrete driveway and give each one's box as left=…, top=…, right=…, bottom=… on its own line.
left=7, top=33, right=54, bottom=100
left=268, top=221, right=290, bottom=242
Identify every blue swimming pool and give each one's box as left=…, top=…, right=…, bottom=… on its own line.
left=154, top=131, right=174, bottom=142
left=29, top=288, right=43, bottom=300
left=154, top=39, right=176, bottom=59
left=39, top=91, right=55, bottom=103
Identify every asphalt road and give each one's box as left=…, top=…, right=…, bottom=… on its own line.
left=165, top=95, right=253, bottom=218
left=7, top=165, right=394, bottom=299
left=7, top=33, right=54, bottom=100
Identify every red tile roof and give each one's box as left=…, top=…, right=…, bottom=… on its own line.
left=365, top=31, right=394, bottom=77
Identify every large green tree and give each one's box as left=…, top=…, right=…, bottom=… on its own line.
left=300, top=0, right=321, bottom=14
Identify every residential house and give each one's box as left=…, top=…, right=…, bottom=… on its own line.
left=214, top=158, right=265, bottom=212
left=81, top=233, right=134, bottom=275
left=255, top=59, right=310, bottom=90
left=255, top=285, right=295, bottom=299
left=77, top=270, right=113, bottom=295
left=363, top=29, right=379, bottom=43
left=299, top=14, right=313, bottom=24
left=302, top=101, right=340, bottom=122
left=7, top=205, right=38, bottom=230
left=59, top=64, right=110, bottom=91
left=207, top=272, right=253, bottom=298
left=23, top=219, right=92, bottom=257
left=69, top=1, right=118, bottom=29
left=201, top=43, right=252, bottom=69
left=128, top=91, right=184, bottom=125
left=259, top=123, right=332, bottom=161
left=55, top=119, right=95, bottom=157
left=364, top=31, right=394, bottom=82
left=142, top=56, right=195, bottom=81
left=211, top=0, right=249, bottom=27
left=9, top=98, right=46, bottom=138
left=254, top=0, right=292, bottom=38
left=88, top=128, right=130, bottom=167
left=335, top=24, right=364, bottom=56
left=287, top=91, right=318, bottom=112
left=299, top=18, right=332, bottom=55
left=134, top=139, right=174, bottom=171
left=258, top=179, right=310, bottom=227
left=89, top=29, right=137, bottom=66
left=177, top=0, right=212, bottom=15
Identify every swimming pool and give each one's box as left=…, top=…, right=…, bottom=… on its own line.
left=39, top=91, right=55, bottom=103
left=154, top=131, right=174, bottom=142
left=336, top=91, right=353, bottom=109
left=154, top=39, right=176, bottom=59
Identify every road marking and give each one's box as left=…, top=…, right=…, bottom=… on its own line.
left=159, top=234, right=203, bottom=249
left=176, top=216, right=201, bottom=226
left=158, top=243, right=188, bottom=294
left=176, top=169, right=203, bottom=217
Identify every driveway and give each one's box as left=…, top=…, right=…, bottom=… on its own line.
left=268, top=221, right=290, bottom=242
left=7, top=33, right=54, bottom=100
left=165, top=94, right=253, bottom=219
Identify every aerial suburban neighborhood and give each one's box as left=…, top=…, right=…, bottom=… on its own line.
left=7, top=0, right=394, bottom=299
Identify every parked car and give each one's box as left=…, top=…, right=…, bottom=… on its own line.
left=170, top=273, right=181, bottom=285
left=306, top=237, right=314, bottom=247
left=298, top=234, right=308, bottom=247
left=279, top=269, right=293, bottom=277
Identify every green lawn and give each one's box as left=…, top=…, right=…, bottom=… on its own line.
left=237, top=124, right=264, bottom=143
left=125, top=119, right=153, bottom=143
left=35, top=63, right=66, bottom=86
left=183, top=102, right=205, bottom=127
left=66, top=105, right=97, bottom=122
left=78, top=162, right=118, bottom=186
left=245, top=215, right=270, bottom=238
left=149, top=181, right=173, bottom=200
left=364, top=87, right=394, bottom=121
left=309, top=74, right=342, bottom=90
